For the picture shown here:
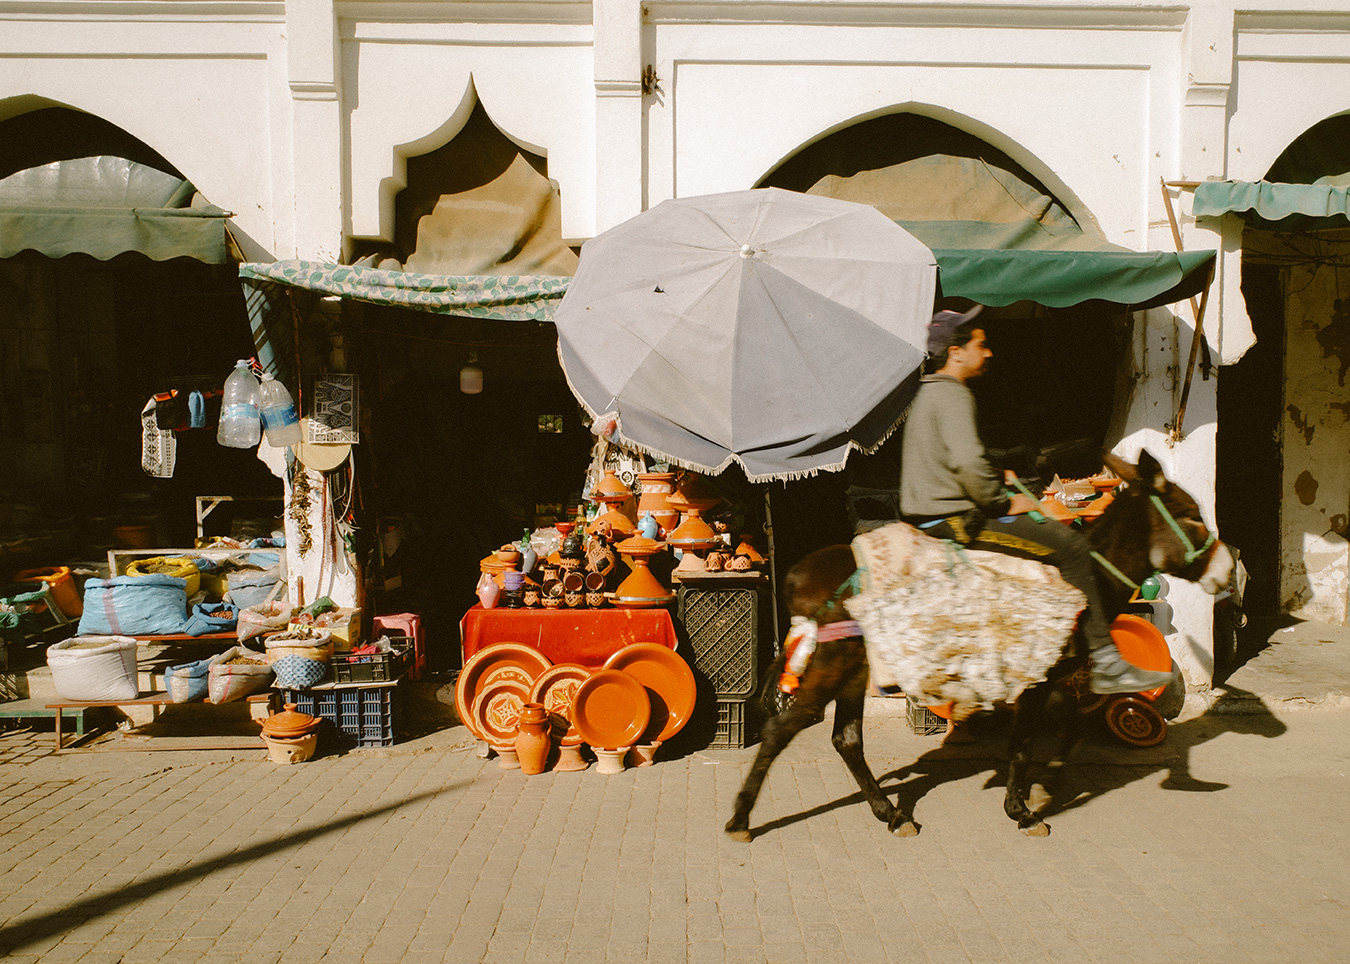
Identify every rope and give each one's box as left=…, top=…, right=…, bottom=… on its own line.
left=812, top=567, right=864, bottom=623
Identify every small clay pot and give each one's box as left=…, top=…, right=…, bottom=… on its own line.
left=564, top=590, right=585, bottom=609
left=585, top=591, right=605, bottom=608
left=541, top=593, right=563, bottom=610
left=523, top=588, right=541, bottom=608
left=704, top=551, right=726, bottom=572
left=496, top=545, right=522, bottom=565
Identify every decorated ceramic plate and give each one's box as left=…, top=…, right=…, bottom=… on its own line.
left=456, top=642, right=552, bottom=739
left=527, top=663, right=593, bottom=747
left=570, top=669, right=651, bottom=750
left=471, top=677, right=533, bottom=747
left=602, top=643, right=696, bottom=743
left=1109, top=614, right=1172, bottom=701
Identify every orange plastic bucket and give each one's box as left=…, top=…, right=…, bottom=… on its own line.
left=14, top=566, right=83, bottom=619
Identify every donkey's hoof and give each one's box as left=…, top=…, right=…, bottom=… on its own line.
left=725, top=827, right=753, bottom=843
left=891, top=821, right=919, bottom=837
left=1021, top=821, right=1050, bottom=837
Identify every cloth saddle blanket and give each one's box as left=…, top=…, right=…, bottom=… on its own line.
left=845, top=521, right=1087, bottom=720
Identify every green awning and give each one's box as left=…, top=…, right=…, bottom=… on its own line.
left=921, top=246, right=1216, bottom=310
left=239, top=260, right=570, bottom=322
left=0, top=157, right=231, bottom=263
left=808, top=156, right=1215, bottom=309
left=1193, top=176, right=1350, bottom=231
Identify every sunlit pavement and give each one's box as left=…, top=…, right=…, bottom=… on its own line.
left=1, top=624, right=1348, bottom=964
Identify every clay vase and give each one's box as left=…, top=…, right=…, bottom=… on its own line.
left=514, top=703, right=552, bottom=775
left=636, top=472, right=679, bottom=536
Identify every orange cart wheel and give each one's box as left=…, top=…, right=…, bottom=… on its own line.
left=1104, top=696, right=1167, bottom=748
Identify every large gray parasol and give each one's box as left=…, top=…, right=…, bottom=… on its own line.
left=555, top=188, right=938, bottom=482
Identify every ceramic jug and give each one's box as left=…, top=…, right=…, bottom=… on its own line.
left=515, top=702, right=552, bottom=774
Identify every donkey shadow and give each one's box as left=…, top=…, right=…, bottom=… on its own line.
left=743, top=685, right=1287, bottom=838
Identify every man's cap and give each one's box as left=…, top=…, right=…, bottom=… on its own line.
left=926, top=304, right=984, bottom=357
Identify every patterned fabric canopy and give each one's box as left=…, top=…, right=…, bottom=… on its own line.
left=239, top=260, right=570, bottom=322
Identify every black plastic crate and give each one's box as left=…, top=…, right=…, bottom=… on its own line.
left=905, top=695, right=946, bottom=736
left=280, top=681, right=400, bottom=748
left=709, top=696, right=758, bottom=749
left=677, top=587, right=764, bottom=697
left=331, top=636, right=411, bottom=684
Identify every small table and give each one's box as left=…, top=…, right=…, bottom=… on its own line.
left=459, top=604, right=679, bottom=669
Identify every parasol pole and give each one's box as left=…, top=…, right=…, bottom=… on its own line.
left=763, top=489, right=780, bottom=653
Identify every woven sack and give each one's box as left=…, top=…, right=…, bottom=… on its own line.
left=46, top=636, right=139, bottom=702
left=164, top=654, right=225, bottom=703
left=225, top=567, right=282, bottom=610
left=264, top=627, right=334, bottom=662
left=125, top=557, right=201, bottom=599
left=78, top=575, right=188, bottom=636
left=207, top=646, right=273, bottom=703
left=183, top=602, right=239, bottom=637
left=237, top=600, right=291, bottom=642
left=270, top=654, right=329, bottom=689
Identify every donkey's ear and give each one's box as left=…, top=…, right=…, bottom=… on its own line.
left=1135, top=449, right=1168, bottom=492
left=1102, top=450, right=1139, bottom=484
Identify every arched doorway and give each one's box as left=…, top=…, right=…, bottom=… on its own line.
left=0, top=106, right=268, bottom=559
left=1217, top=114, right=1350, bottom=636
left=756, top=112, right=1125, bottom=574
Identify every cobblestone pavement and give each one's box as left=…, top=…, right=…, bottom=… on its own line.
left=1, top=686, right=1348, bottom=964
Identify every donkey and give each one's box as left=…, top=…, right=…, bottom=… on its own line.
left=725, top=450, right=1235, bottom=839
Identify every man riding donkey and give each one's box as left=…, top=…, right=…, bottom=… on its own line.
left=900, top=303, right=1176, bottom=697
left=726, top=305, right=1231, bottom=839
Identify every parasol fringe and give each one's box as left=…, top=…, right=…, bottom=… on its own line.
left=559, top=343, right=916, bottom=483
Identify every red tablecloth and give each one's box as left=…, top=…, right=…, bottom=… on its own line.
left=460, top=605, right=678, bottom=669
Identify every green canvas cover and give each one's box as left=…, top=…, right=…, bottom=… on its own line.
left=0, top=156, right=230, bottom=263
left=809, top=156, right=1215, bottom=309
left=1193, top=175, right=1350, bottom=231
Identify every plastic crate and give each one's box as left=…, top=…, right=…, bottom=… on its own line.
left=280, top=681, right=400, bottom=748
left=708, top=696, right=758, bottom=749
left=331, top=636, right=411, bottom=684
left=905, top=695, right=946, bottom=736
left=677, top=587, right=764, bottom=697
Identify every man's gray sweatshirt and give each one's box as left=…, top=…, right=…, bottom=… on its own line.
left=899, top=374, right=1010, bottom=521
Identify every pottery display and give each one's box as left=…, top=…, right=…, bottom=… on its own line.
left=635, top=472, right=679, bottom=535
left=527, top=663, right=593, bottom=746
left=472, top=677, right=532, bottom=749
left=455, top=643, right=552, bottom=740
left=602, top=643, right=697, bottom=743
left=613, top=535, right=675, bottom=607
left=260, top=702, right=321, bottom=764
left=589, top=469, right=639, bottom=537
left=262, top=731, right=319, bottom=765
left=570, top=668, right=652, bottom=751
left=627, top=742, right=661, bottom=768
left=514, top=702, right=552, bottom=775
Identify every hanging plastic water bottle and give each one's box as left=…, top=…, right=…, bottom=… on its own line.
left=257, top=373, right=302, bottom=447
left=217, top=360, right=261, bottom=448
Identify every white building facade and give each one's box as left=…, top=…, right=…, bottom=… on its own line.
left=5, top=0, right=1350, bottom=689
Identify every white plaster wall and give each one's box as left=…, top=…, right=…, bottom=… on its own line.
left=340, top=17, right=596, bottom=244
left=646, top=17, right=1183, bottom=249
left=1280, top=262, right=1350, bottom=625
left=1113, top=307, right=1221, bottom=685
left=0, top=17, right=290, bottom=257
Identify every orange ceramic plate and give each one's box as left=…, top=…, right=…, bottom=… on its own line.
left=1110, top=614, right=1172, bottom=701
left=456, top=642, right=552, bottom=740
left=570, top=669, right=651, bottom=750
left=603, top=643, right=696, bottom=742
left=528, top=663, right=593, bottom=747
left=471, top=677, right=532, bottom=747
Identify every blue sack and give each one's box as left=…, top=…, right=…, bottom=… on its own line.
left=183, top=601, right=239, bottom=637
left=164, top=656, right=217, bottom=703
left=78, top=575, right=187, bottom=636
